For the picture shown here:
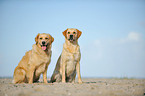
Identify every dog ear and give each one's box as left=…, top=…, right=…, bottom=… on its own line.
left=62, top=29, right=68, bottom=38
left=76, top=29, right=82, bottom=39
left=48, top=34, right=54, bottom=44
left=35, top=33, right=40, bottom=44
left=51, top=36, right=54, bottom=43
left=49, top=34, right=54, bottom=44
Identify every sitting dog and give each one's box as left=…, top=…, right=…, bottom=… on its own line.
left=51, top=28, right=82, bottom=83
left=13, top=33, right=54, bottom=84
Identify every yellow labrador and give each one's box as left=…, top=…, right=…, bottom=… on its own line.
left=13, top=33, right=54, bottom=84
left=51, top=28, right=82, bottom=83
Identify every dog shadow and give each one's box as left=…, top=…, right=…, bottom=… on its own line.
left=84, top=81, right=97, bottom=84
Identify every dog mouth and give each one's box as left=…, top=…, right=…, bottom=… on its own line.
left=41, top=45, right=47, bottom=50
left=39, top=41, right=48, bottom=50
left=68, top=35, right=75, bottom=41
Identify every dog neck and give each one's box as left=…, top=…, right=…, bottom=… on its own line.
left=64, top=39, right=80, bottom=53
left=44, top=45, right=52, bottom=54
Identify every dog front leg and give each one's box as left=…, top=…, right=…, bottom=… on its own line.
left=43, top=66, right=48, bottom=83
left=76, top=62, right=82, bottom=84
left=28, top=66, right=35, bottom=84
left=62, top=60, right=66, bottom=83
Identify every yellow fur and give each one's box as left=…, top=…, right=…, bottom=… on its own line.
left=13, top=33, right=54, bottom=84
left=51, top=28, right=82, bottom=83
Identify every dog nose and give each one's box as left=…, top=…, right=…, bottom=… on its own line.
left=42, top=41, right=45, bottom=45
left=70, top=35, right=73, bottom=39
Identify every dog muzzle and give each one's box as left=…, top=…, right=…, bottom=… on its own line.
left=40, top=41, right=48, bottom=50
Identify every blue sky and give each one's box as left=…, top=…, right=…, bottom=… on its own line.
left=0, top=0, right=145, bottom=78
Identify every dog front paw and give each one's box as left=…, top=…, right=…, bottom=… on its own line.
left=62, top=80, right=66, bottom=83
left=78, top=80, right=83, bottom=84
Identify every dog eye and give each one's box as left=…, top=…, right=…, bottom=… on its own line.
left=40, top=38, right=42, bottom=40
left=68, top=32, right=70, bottom=34
left=45, top=37, right=48, bottom=39
left=73, top=32, right=76, bottom=34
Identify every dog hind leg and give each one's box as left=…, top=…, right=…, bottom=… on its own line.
left=13, top=67, right=26, bottom=83
left=51, top=72, right=62, bottom=83
left=66, top=71, right=76, bottom=83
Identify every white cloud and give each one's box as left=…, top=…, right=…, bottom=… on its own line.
left=120, top=32, right=141, bottom=43
left=81, top=32, right=145, bottom=78
left=94, top=40, right=101, bottom=47
left=128, top=32, right=141, bottom=41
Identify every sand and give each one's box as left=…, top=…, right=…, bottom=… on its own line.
left=0, top=78, right=145, bottom=96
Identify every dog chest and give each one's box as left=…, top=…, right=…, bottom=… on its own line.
left=64, top=52, right=80, bottom=74
left=35, top=63, right=47, bottom=74
left=29, top=53, right=51, bottom=75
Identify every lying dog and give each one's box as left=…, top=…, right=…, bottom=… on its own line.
left=51, top=28, right=82, bottom=83
left=13, top=33, right=54, bottom=84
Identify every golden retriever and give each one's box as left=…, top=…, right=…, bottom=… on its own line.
left=51, top=28, right=82, bottom=83
left=13, top=33, right=54, bottom=84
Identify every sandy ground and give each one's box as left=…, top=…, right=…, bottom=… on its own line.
left=0, top=78, right=145, bottom=96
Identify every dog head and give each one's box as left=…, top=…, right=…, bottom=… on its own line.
left=35, top=33, right=54, bottom=50
left=63, top=28, right=82, bottom=42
